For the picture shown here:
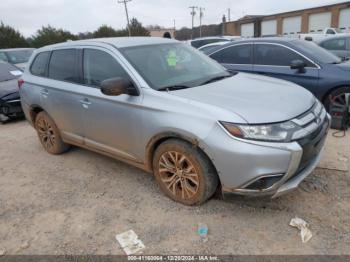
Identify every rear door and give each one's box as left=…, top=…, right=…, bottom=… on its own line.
left=253, top=43, right=319, bottom=94
left=209, top=43, right=253, bottom=73
left=42, top=48, right=86, bottom=144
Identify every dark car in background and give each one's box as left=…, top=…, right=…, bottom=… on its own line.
left=0, top=48, right=35, bottom=70
left=204, top=38, right=350, bottom=110
left=317, top=35, right=350, bottom=60
left=0, top=62, right=23, bottom=123
left=187, top=36, right=240, bottom=49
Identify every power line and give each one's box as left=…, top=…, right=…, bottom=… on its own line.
left=199, top=7, right=205, bottom=37
left=189, top=6, right=198, bottom=39
left=118, top=0, right=132, bottom=36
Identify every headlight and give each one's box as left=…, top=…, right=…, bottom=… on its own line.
left=220, top=121, right=301, bottom=142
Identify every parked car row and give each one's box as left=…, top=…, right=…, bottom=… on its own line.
left=203, top=37, right=350, bottom=112
left=19, top=37, right=330, bottom=205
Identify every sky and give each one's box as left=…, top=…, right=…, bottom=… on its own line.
left=0, top=0, right=348, bottom=37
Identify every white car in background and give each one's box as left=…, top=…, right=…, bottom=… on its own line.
left=0, top=48, right=35, bottom=70
left=298, top=28, right=347, bottom=42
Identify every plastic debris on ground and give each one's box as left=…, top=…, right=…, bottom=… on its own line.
left=116, top=230, right=145, bottom=255
left=197, top=223, right=208, bottom=243
left=289, top=217, right=313, bottom=243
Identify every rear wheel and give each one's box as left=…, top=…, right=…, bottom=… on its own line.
left=34, top=111, right=70, bottom=154
left=153, top=139, right=218, bottom=205
left=324, top=87, right=350, bottom=112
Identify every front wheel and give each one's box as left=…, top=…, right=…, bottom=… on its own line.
left=153, top=139, right=219, bottom=205
left=324, top=87, right=350, bottom=112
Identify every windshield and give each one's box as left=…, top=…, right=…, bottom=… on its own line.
left=0, top=62, right=22, bottom=82
left=6, top=49, right=34, bottom=64
left=120, top=43, right=229, bottom=90
left=294, top=40, right=341, bottom=64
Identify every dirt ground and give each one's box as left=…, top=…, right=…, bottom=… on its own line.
left=0, top=120, right=349, bottom=255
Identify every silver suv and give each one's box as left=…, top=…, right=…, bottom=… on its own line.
left=20, top=37, right=330, bottom=205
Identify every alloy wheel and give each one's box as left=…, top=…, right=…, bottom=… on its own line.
left=36, top=118, right=56, bottom=150
left=158, top=151, right=200, bottom=200
left=332, top=92, right=350, bottom=112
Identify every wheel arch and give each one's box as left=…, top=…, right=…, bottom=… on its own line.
left=145, top=132, right=221, bottom=187
left=29, top=104, right=44, bottom=123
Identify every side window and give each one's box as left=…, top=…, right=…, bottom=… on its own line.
left=30, top=52, right=50, bottom=77
left=83, top=49, right=129, bottom=87
left=0, top=52, right=8, bottom=62
left=321, top=39, right=347, bottom=50
left=210, top=44, right=252, bottom=64
left=326, top=29, right=335, bottom=34
left=48, top=49, right=79, bottom=83
left=255, top=44, right=314, bottom=67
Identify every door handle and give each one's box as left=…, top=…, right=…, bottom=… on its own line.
left=40, top=88, right=49, bottom=97
left=79, top=98, right=92, bottom=108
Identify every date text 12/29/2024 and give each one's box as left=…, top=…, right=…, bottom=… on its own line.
left=128, top=256, right=220, bottom=261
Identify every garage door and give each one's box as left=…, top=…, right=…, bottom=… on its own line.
left=339, top=8, right=350, bottom=33
left=241, top=23, right=254, bottom=37
left=261, top=20, right=277, bottom=36
left=282, top=16, right=302, bottom=36
left=309, top=12, right=332, bottom=33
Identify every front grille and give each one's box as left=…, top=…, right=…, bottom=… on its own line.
left=295, top=113, right=329, bottom=174
left=291, top=100, right=327, bottom=141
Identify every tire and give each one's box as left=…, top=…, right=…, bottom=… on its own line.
left=324, top=86, right=350, bottom=112
left=34, top=111, right=70, bottom=154
left=153, top=139, right=219, bottom=205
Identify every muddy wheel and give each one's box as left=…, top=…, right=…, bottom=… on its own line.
left=34, top=111, right=70, bottom=154
left=153, top=139, right=218, bottom=205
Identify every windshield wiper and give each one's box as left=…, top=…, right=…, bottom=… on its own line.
left=158, top=85, right=191, bottom=92
left=200, top=74, right=232, bottom=86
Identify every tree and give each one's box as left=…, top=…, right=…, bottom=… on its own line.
left=31, top=25, right=77, bottom=48
left=0, top=22, right=29, bottom=48
left=77, top=31, right=94, bottom=40
left=129, top=18, right=150, bottom=36
left=93, top=25, right=126, bottom=38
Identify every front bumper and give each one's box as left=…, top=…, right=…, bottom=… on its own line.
left=0, top=98, right=23, bottom=118
left=208, top=113, right=330, bottom=198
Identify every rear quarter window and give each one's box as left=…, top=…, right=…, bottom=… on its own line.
left=30, top=52, right=50, bottom=77
left=48, top=49, right=79, bottom=83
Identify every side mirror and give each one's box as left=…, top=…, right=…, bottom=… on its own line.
left=100, top=77, right=136, bottom=96
left=290, top=60, right=306, bottom=73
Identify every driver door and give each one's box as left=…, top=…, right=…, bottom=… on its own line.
left=253, top=43, right=319, bottom=95
left=79, top=47, right=144, bottom=162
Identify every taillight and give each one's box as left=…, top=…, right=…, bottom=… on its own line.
left=18, top=79, right=24, bottom=89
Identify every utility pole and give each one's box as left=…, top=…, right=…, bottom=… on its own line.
left=199, top=7, right=205, bottom=37
left=189, top=6, right=198, bottom=39
left=118, top=0, right=131, bottom=36
left=228, top=8, right=231, bottom=22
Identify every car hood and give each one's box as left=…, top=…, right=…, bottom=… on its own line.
left=336, top=60, right=350, bottom=71
left=171, top=73, right=315, bottom=124
left=0, top=79, right=19, bottom=99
